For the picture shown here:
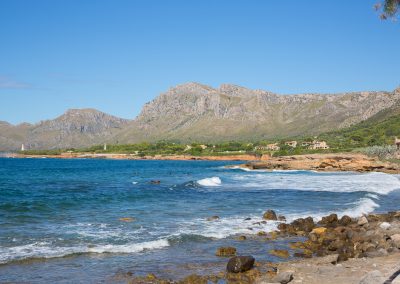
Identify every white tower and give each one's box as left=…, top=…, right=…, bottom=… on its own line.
left=21, top=144, right=25, bottom=151
left=104, top=143, right=107, bottom=151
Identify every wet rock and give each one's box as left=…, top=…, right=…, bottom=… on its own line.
left=150, top=180, right=161, bottom=184
left=244, top=217, right=252, bottom=221
left=269, top=249, right=289, bottom=258
left=278, top=215, right=286, bottom=222
left=226, top=256, right=255, bottom=273
left=206, top=216, right=220, bottom=221
left=271, top=271, right=294, bottom=284
left=216, top=246, right=237, bottom=257
left=339, top=215, right=352, bottom=226
left=359, top=270, right=385, bottom=284
left=319, top=214, right=338, bottom=226
left=263, top=210, right=278, bottom=220
left=179, top=274, right=208, bottom=284
left=237, top=235, right=247, bottom=241
left=358, top=216, right=368, bottom=226
left=291, top=217, right=315, bottom=232
left=258, top=231, right=267, bottom=236
left=311, top=227, right=327, bottom=235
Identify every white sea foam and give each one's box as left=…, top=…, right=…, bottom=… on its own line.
left=0, top=239, right=169, bottom=264
left=230, top=171, right=400, bottom=195
left=197, top=177, right=222, bottom=186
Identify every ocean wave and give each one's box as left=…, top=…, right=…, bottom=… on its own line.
left=0, top=239, right=169, bottom=264
left=196, top=177, right=222, bottom=186
left=230, top=171, right=400, bottom=195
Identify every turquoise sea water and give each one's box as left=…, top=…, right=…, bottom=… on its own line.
left=0, top=158, right=400, bottom=283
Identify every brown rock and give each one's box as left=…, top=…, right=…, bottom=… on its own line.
left=263, top=210, right=278, bottom=220
left=216, top=246, right=236, bottom=257
left=269, top=249, right=289, bottom=258
left=226, top=256, right=255, bottom=273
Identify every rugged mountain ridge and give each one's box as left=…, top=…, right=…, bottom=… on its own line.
left=0, top=109, right=130, bottom=151
left=1, top=83, right=400, bottom=151
left=115, top=82, right=400, bottom=143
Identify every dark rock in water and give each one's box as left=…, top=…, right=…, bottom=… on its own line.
left=278, top=215, right=286, bottom=221
left=263, top=210, right=277, bottom=220
left=150, top=180, right=161, bottom=184
left=206, top=216, right=220, bottom=221
left=237, top=235, right=247, bottom=241
left=226, top=256, right=255, bottom=273
left=339, top=215, right=352, bottom=226
left=291, top=217, right=315, bottom=232
left=269, top=249, right=289, bottom=258
left=216, top=246, right=237, bottom=257
left=244, top=217, right=251, bottom=221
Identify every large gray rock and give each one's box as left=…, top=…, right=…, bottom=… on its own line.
left=359, top=270, right=385, bottom=284
left=391, top=234, right=400, bottom=248
left=271, top=271, right=294, bottom=284
left=226, top=256, right=255, bottom=273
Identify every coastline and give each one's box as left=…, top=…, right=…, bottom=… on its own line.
left=4, top=152, right=267, bottom=161
left=126, top=210, right=400, bottom=284
left=5, top=152, right=400, bottom=174
left=235, top=153, right=400, bottom=174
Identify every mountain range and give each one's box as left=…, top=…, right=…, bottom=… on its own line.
left=1, top=82, right=400, bottom=151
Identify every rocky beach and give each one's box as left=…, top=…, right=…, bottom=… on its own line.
left=126, top=210, right=400, bottom=284
left=237, top=153, right=400, bottom=174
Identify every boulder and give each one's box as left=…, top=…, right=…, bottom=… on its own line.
left=379, top=222, right=391, bottom=230
left=269, top=249, right=289, bottom=258
left=237, top=235, right=247, bottom=241
left=358, top=216, right=368, bottom=226
left=226, top=256, right=255, bottom=273
left=311, top=227, right=327, bottom=235
left=150, top=180, right=161, bottom=184
left=319, top=214, right=338, bottom=226
left=207, top=216, right=220, bottom=221
left=263, top=210, right=278, bottom=220
left=271, top=271, right=294, bottom=284
left=339, top=215, right=352, bottom=226
left=359, top=270, right=385, bottom=284
left=390, top=234, right=400, bottom=248
left=216, top=246, right=237, bottom=257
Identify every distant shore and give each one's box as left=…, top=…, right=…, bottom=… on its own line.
left=7, top=152, right=400, bottom=174
left=5, top=152, right=268, bottom=161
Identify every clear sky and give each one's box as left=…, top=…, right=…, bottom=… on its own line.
left=0, top=0, right=399, bottom=124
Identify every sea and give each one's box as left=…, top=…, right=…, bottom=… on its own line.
left=0, top=158, right=399, bottom=283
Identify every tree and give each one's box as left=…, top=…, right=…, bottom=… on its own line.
left=376, top=0, right=400, bottom=19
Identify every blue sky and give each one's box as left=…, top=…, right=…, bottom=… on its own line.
left=0, top=0, right=399, bottom=124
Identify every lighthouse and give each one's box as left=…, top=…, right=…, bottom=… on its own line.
left=104, top=143, right=107, bottom=151
left=21, top=144, right=25, bottom=151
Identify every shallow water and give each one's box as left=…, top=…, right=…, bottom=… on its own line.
left=0, top=158, right=399, bottom=282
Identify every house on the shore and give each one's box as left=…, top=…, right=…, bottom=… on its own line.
left=285, top=141, right=297, bottom=148
left=308, top=140, right=329, bottom=150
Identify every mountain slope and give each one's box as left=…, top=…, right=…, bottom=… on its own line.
left=116, top=83, right=400, bottom=143
left=0, top=109, right=130, bottom=151
left=1, top=83, right=400, bottom=151
left=319, top=88, right=400, bottom=148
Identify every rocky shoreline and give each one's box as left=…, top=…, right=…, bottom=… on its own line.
left=124, top=210, right=400, bottom=284
left=236, top=153, right=400, bottom=174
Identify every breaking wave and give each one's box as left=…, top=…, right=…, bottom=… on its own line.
left=197, top=176, right=222, bottom=186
